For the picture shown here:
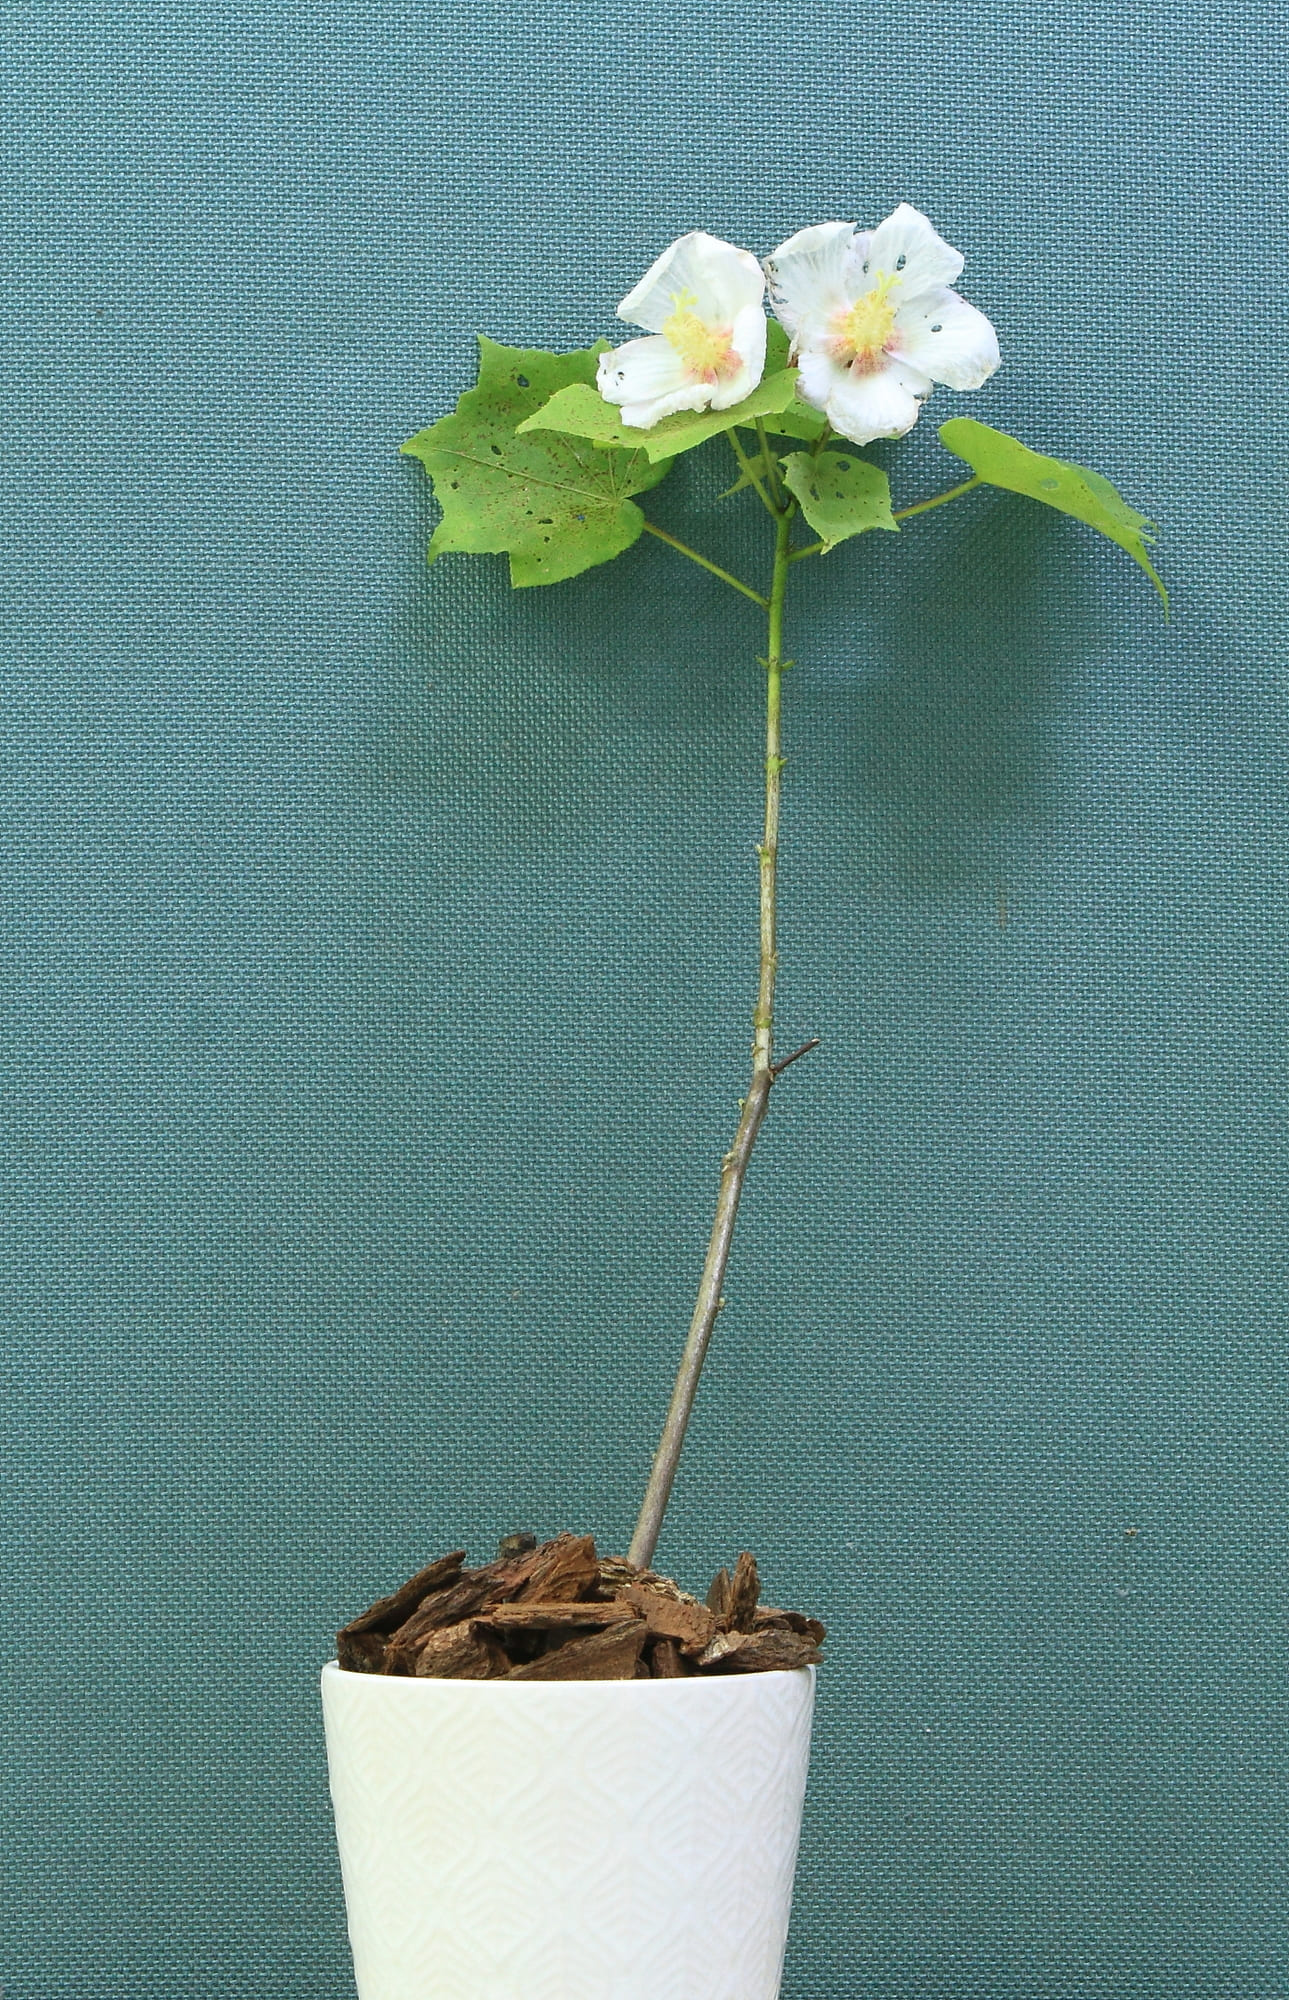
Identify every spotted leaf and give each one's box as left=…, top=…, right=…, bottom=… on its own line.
left=402, top=338, right=672, bottom=588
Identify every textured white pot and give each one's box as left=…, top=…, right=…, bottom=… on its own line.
left=321, top=1659, right=815, bottom=2000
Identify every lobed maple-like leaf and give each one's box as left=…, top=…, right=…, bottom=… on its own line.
left=402, top=338, right=672, bottom=588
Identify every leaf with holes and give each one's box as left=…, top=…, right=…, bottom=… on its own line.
left=401, top=338, right=673, bottom=587
left=779, top=449, right=898, bottom=552
left=938, top=417, right=1166, bottom=604
left=518, top=356, right=805, bottom=464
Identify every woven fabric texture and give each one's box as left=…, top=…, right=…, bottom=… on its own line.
left=2, top=3, right=1286, bottom=1996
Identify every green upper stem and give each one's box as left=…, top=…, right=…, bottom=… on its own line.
left=627, top=483, right=797, bottom=1570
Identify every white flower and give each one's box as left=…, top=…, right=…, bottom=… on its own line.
left=596, top=231, right=767, bottom=429
left=764, top=204, right=1000, bottom=446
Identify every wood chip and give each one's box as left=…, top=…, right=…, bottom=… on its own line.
left=598, top=1556, right=689, bottom=1602
left=382, top=1569, right=509, bottom=1668
left=339, top=1534, right=826, bottom=1682
left=597, top=1555, right=641, bottom=1594
left=506, top=1619, right=647, bottom=1681
left=622, top=1585, right=715, bottom=1654
left=413, top=1620, right=510, bottom=1680
left=338, top=1550, right=467, bottom=1641
left=335, top=1626, right=389, bottom=1674
left=478, top=1600, right=640, bottom=1633
left=727, top=1551, right=760, bottom=1630
left=697, top=1627, right=821, bottom=1674
left=510, top=1532, right=599, bottom=1604
left=382, top=1535, right=599, bottom=1671
left=696, top=1631, right=738, bottom=1670
left=755, top=1606, right=827, bottom=1647
left=648, top=1638, right=694, bottom=1678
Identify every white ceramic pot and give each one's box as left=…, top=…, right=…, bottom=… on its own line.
left=320, top=1659, right=815, bottom=2000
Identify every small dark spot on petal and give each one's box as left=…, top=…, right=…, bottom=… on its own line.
left=930, top=323, right=943, bottom=334
left=895, top=253, right=906, bottom=270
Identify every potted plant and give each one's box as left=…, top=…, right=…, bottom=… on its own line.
left=320, top=205, right=1164, bottom=2000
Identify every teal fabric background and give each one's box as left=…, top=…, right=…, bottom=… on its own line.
left=2, top=2, right=1286, bottom=1995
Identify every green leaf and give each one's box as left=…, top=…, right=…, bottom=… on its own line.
left=718, top=327, right=825, bottom=495
left=759, top=401, right=828, bottom=443
left=401, top=337, right=672, bottom=588
left=780, top=449, right=898, bottom=551
left=938, top=417, right=1166, bottom=604
left=756, top=322, right=827, bottom=442
left=718, top=399, right=827, bottom=498
left=718, top=395, right=827, bottom=499
left=518, top=360, right=805, bottom=463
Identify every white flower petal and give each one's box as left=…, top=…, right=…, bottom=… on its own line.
left=861, top=202, right=964, bottom=303
left=618, top=230, right=764, bottom=332
left=828, top=364, right=928, bottom=444
left=764, top=220, right=857, bottom=349
left=893, top=287, right=1000, bottom=390
left=707, top=301, right=769, bottom=409
left=795, top=346, right=845, bottom=413
left=596, top=335, right=711, bottom=427
left=798, top=348, right=930, bottom=445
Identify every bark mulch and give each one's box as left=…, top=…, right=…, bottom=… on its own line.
left=337, top=1533, right=825, bottom=1681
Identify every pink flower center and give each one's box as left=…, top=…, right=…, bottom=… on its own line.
left=831, top=274, right=900, bottom=373
left=662, top=296, right=740, bottom=382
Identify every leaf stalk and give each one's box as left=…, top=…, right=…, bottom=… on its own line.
left=727, top=427, right=779, bottom=518
left=641, top=521, right=769, bottom=608
left=754, top=417, right=786, bottom=511
left=893, top=474, right=982, bottom=520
